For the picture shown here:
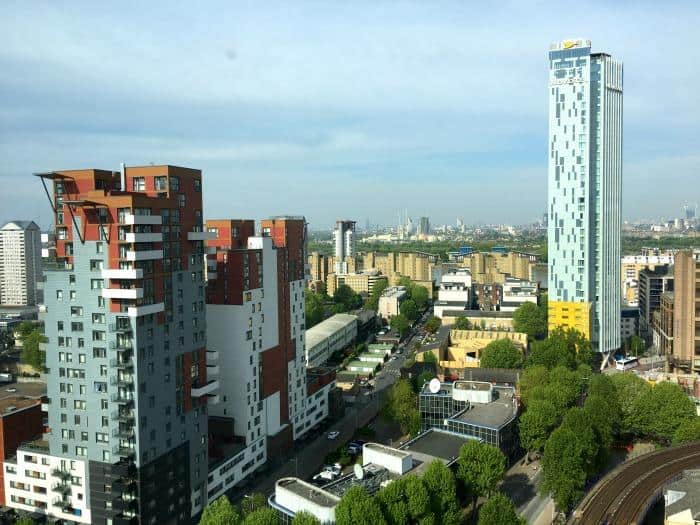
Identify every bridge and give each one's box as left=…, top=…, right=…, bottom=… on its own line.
left=569, top=441, right=700, bottom=525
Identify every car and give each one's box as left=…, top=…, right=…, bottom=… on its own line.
left=327, top=431, right=340, bottom=440
left=5, top=388, right=17, bottom=393
left=324, top=463, right=342, bottom=475
left=347, top=444, right=361, bottom=455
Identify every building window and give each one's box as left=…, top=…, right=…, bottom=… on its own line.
left=56, top=290, right=63, bottom=300
left=133, top=177, right=146, bottom=191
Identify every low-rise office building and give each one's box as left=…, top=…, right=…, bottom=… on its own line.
left=419, top=381, right=520, bottom=461
left=305, top=314, right=359, bottom=368
left=378, top=286, right=407, bottom=321
left=269, top=431, right=468, bottom=524
left=441, top=310, right=515, bottom=331
left=327, top=271, right=388, bottom=298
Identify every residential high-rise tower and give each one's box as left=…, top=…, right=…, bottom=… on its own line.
left=547, top=39, right=623, bottom=358
left=0, top=220, right=42, bottom=306
left=333, top=220, right=356, bottom=275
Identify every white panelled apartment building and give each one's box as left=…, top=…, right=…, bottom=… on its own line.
left=547, top=39, right=623, bottom=359
left=0, top=220, right=42, bottom=306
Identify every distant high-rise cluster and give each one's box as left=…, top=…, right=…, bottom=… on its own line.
left=0, top=220, right=42, bottom=306
left=547, top=38, right=623, bottom=357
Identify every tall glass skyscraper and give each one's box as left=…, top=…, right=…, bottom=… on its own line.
left=547, top=39, right=623, bottom=357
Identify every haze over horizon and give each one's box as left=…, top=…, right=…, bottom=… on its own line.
left=1, top=0, right=698, bottom=229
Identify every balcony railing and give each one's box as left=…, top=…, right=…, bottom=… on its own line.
left=101, top=268, right=144, bottom=280
left=109, top=323, right=133, bottom=334
left=110, top=358, right=134, bottom=370
left=109, top=340, right=134, bottom=351
left=51, top=468, right=71, bottom=480
left=120, top=214, right=162, bottom=226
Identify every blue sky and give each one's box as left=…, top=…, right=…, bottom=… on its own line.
left=1, top=1, right=698, bottom=230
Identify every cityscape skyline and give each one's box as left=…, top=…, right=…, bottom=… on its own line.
left=1, top=1, right=699, bottom=228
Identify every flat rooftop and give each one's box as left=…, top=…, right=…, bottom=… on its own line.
left=454, top=381, right=491, bottom=391
left=0, top=396, right=41, bottom=417
left=380, top=287, right=407, bottom=299
left=365, top=443, right=410, bottom=459
left=0, top=382, right=46, bottom=402
left=401, top=429, right=469, bottom=463
left=277, top=478, right=340, bottom=508
left=305, top=314, right=357, bottom=348
left=453, top=389, right=517, bottom=429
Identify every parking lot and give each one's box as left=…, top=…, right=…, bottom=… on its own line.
left=0, top=381, right=45, bottom=401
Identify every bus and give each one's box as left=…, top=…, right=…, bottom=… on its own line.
left=616, top=357, right=639, bottom=371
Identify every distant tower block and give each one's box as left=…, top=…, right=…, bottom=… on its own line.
left=334, top=220, right=356, bottom=274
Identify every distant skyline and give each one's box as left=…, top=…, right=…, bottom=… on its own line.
left=1, top=1, right=699, bottom=229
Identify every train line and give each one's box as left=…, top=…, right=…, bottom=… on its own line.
left=570, top=442, right=700, bottom=525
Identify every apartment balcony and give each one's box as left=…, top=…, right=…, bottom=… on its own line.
left=51, top=481, right=71, bottom=495
left=101, top=268, right=144, bottom=280
left=109, top=340, right=133, bottom=351
left=187, top=230, right=216, bottom=241
left=113, top=494, right=139, bottom=512
left=121, top=214, right=162, bottom=225
left=113, top=444, right=136, bottom=459
left=110, top=376, right=134, bottom=388
left=110, top=358, right=134, bottom=371
left=102, top=288, right=144, bottom=300
left=51, top=468, right=71, bottom=481
left=127, top=302, right=164, bottom=317
left=191, top=380, right=219, bottom=397
left=109, top=322, right=133, bottom=334
left=206, top=351, right=218, bottom=365
left=114, top=513, right=139, bottom=525
left=113, top=427, right=135, bottom=439
left=207, top=394, right=220, bottom=405
left=205, top=246, right=217, bottom=255
left=112, top=410, right=135, bottom=424
left=110, top=393, right=134, bottom=406
left=112, top=460, right=137, bottom=479
left=207, top=364, right=220, bottom=376
left=124, top=232, right=163, bottom=243
left=52, top=497, right=73, bottom=511
left=207, top=271, right=218, bottom=280
left=124, top=250, right=163, bottom=262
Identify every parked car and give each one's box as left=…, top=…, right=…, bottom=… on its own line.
left=347, top=443, right=361, bottom=455
left=323, top=463, right=342, bottom=475
left=4, top=388, right=16, bottom=393
left=327, top=431, right=340, bottom=440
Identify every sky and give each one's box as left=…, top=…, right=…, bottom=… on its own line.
left=1, top=1, right=699, bottom=230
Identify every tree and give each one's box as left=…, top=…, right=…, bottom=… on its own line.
left=454, top=317, right=472, bottom=330
left=400, top=299, right=419, bottom=321
left=672, top=417, right=700, bottom=445
left=411, top=285, right=429, bottom=309
left=291, top=511, right=320, bottom=525
left=305, top=290, right=325, bottom=329
left=526, top=328, right=592, bottom=370
left=242, top=508, right=279, bottom=525
left=19, top=327, right=46, bottom=371
left=365, top=279, right=389, bottom=311
left=413, top=370, right=435, bottom=393
left=14, top=518, right=38, bottom=525
left=424, top=316, right=441, bottom=334
left=241, top=493, right=268, bottom=516
left=334, top=285, right=362, bottom=311
left=560, top=408, right=599, bottom=476
left=632, top=381, right=696, bottom=442
left=335, top=486, right=387, bottom=525
left=422, top=460, right=461, bottom=525
left=583, top=395, right=618, bottom=469
left=479, top=339, right=523, bottom=369
left=512, top=302, right=547, bottom=339
left=16, top=321, right=35, bottom=340
left=199, top=495, right=241, bottom=525
left=609, top=373, right=652, bottom=436
left=477, top=492, right=527, bottom=525
left=384, top=379, right=420, bottom=435
left=626, top=335, right=645, bottom=357
left=518, top=365, right=549, bottom=406
left=390, top=314, right=410, bottom=338
left=541, top=426, right=587, bottom=512
left=457, top=441, right=506, bottom=512
left=519, top=399, right=561, bottom=461
left=376, top=475, right=432, bottom=525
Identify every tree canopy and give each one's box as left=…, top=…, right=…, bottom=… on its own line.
left=541, top=426, right=588, bottom=512
left=519, top=399, right=561, bottom=460
left=454, top=317, right=472, bottom=330
left=479, top=339, right=523, bottom=369
left=421, top=460, right=461, bottom=525
left=384, top=379, right=420, bottom=436
left=477, top=492, right=527, bottom=525
left=335, top=486, right=387, bottom=525
left=333, top=285, right=363, bottom=313
left=240, top=493, right=268, bottom=516
left=673, top=417, right=700, bottom=445
left=400, top=299, right=419, bottom=321
left=17, top=323, right=46, bottom=371
left=291, top=511, right=320, bottom=525
left=631, top=381, right=696, bottom=442
left=365, top=279, right=389, bottom=311
left=457, top=440, right=506, bottom=512
left=424, top=316, right=442, bottom=334
left=305, top=290, right=325, bottom=329
left=390, top=314, right=411, bottom=337
left=242, top=508, right=280, bottom=525
left=512, top=301, right=547, bottom=340
left=199, top=495, right=241, bottom=525
left=526, top=328, right=592, bottom=370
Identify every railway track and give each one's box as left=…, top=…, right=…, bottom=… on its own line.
left=571, top=442, right=700, bottom=525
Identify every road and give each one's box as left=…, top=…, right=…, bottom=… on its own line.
left=227, top=311, right=430, bottom=505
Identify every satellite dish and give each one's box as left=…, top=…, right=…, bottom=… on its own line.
left=354, top=463, right=364, bottom=480
left=429, top=378, right=441, bottom=394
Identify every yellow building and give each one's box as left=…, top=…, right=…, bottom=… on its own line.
left=548, top=301, right=592, bottom=340
left=417, top=329, right=528, bottom=369
left=326, top=271, right=388, bottom=297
